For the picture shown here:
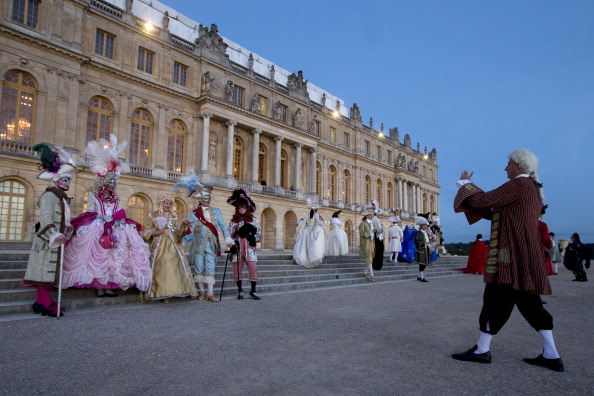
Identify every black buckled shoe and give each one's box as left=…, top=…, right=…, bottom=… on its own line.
left=523, top=354, right=564, bottom=372
left=249, top=292, right=261, bottom=300
left=417, top=277, right=429, bottom=282
left=237, top=292, right=244, bottom=300
left=452, top=345, right=491, bottom=363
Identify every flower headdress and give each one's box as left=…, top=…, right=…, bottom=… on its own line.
left=33, top=143, right=76, bottom=181
left=157, top=191, right=175, bottom=212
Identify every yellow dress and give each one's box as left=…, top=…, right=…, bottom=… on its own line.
left=141, top=211, right=197, bottom=301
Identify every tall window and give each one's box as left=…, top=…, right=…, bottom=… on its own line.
left=422, top=193, right=428, bottom=213
left=233, top=136, right=243, bottom=179
left=328, top=165, right=337, bottom=201
left=137, top=47, right=154, bottom=74
left=343, top=132, right=350, bottom=148
left=387, top=182, right=393, bottom=208
left=313, top=119, right=320, bottom=136
left=280, top=150, right=288, bottom=189
left=82, top=191, right=90, bottom=213
left=0, top=179, right=26, bottom=241
left=128, top=195, right=148, bottom=227
left=95, top=29, right=115, bottom=59
left=173, top=62, right=188, bottom=87
left=258, top=95, right=268, bottom=115
left=12, top=0, right=40, bottom=28
left=430, top=168, right=434, bottom=181
left=376, top=178, right=382, bottom=203
left=316, top=161, right=321, bottom=196
left=0, top=70, right=36, bottom=143
left=258, top=143, right=267, bottom=183
left=343, top=169, right=350, bottom=204
left=377, top=145, right=382, bottom=161
left=129, top=109, right=152, bottom=167
left=430, top=195, right=435, bottom=213
left=387, top=150, right=392, bottom=164
left=423, top=165, right=427, bottom=177
left=365, top=141, right=370, bottom=156
left=233, top=85, right=245, bottom=107
left=279, top=103, right=288, bottom=123
left=330, top=127, right=337, bottom=144
left=86, top=96, right=112, bottom=142
left=174, top=198, right=187, bottom=221
left=365, top=176, right=371, bottom=203
left=167, top=119, right=186, bottom=173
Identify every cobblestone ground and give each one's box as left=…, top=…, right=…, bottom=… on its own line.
left=1, top=266, right=592, bottom=396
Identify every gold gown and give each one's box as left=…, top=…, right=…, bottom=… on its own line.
left=141, top=211, right=197, bottom=301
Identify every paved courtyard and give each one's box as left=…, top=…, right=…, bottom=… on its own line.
left=1, top=267, right=591, bottom=395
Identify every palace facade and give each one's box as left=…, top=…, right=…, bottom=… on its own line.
left=0, top=0, right=440, bottom=250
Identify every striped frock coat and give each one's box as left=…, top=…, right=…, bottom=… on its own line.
left=454, top=176, right=551, bottom=295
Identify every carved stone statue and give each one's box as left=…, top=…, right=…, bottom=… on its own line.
left=248, top=53, right=254, bottom=70
left=269, top=64, right=275, bottom=79
left=292, top=108, right=304, bottom=128
left=162, top=11, right=169, bottom=30
left=309, top=115, right=318, bottom=133
left=404, top=134, right=412, bottom=148
left=369, top=117, right=374, bottom=130
left=417, top=143, right=420, bottom=152
left=287, top=70, right=308, bottom=97
left=201, top=71, right=215, bottom=94
left=126, top=0, right=133, bottom=12
left=321, top=93, right=327, bottom=107
left=208, top=139, right=217, bottom=164
left=250, top=93, right=262, bottom=113
left=196, top=24, right=228, bottom=55
left=224, top=80, right=234, bottom=101
left=389, top=127, right=399, bottom=142
left=350, top=103, right=361, bottom=121
left=273, top=101, right=282, bottom=121
left=429, top=148, right=437, bottom=161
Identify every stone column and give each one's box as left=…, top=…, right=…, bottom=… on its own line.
left=310, top=148, right=317, bottom=195
left=403, top=181, right=408, bottom=214
left=295, top=143, right=302, bottom=191
left=200, top=113, right=211, bottom=173
left=417, top=185, right=422, bottom=213
left=398, top=178, right=403, bottom=209
left=274, top=136, right=283, bottom=187
left=225, top=120, right=236, bottom=178
left=251, top=128, right=261, bottom=183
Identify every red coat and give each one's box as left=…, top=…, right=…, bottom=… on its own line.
left=463, top=240, right=488, bottom=274
left=454, top=177, right=551, bottom=295
left=538, top=220, right=554, bottom=276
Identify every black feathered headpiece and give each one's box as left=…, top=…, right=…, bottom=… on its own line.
left=227, top=188, right=256, bottom=212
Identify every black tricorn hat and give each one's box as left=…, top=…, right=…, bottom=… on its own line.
left=227, top=188, right=256, bottom=212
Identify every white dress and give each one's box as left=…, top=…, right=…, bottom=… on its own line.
left=388, top=224, right=403, bottom=253
left=325, top=217, right=349, bottom=256
left=293, top=212, right=325, bottom=268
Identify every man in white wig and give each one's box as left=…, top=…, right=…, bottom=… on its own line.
left=387, top=215, right=403, bottom=262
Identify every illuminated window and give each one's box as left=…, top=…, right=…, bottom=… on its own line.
left=258, top=95, right=268, bottom=116
left=258, top=143, right=267, bottom=183
left=376, top=178, right=382, bottom=203
left=330, top=127, right=336, bottom=144
left=95, top=29, right=115, bottom=59
left=174, top=198, right=187, bottom=221
left=430, top=195, right=435, bottom=213
left=365, top=176, right=371, bottom=203
left=86, top=96, right=112, bottom=142
left=167, top=119, right=186, bottom=173
left=233, top=85, right=245, bottom=107
left=387, top=182, right=393, bottom=208
left=280, top=149, right=288, bottom=189
left=316, top=161, right=321, bottom=196
left=12, top=0, right=40, bottom=28
left=233, top=136, right=243, bottom=179
left=128, top=195, right=148, bottom=227
left=342, top=169, right=350, bottom=204
left=82, top=191, right=90, bottom=213
left=0, top=179, right=26, bottom=241
left=137, top=47, right=154, bottom=74
left=329, top=165, right=337, bottom=201
left=0, top=70, right=36, bottom=143
left=173, top=62, right=187, bottom=87
left=129, top=109, right=152, bottom=167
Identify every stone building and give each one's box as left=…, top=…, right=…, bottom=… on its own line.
left=0, top=0, right=440, bottom=251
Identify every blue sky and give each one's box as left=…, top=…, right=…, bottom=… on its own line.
left=162, top=0, right=594, bottom=243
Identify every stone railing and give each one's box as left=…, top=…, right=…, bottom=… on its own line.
left=129, top=165, right=153, bottom=177
left=0, top=140, right=35, bottom=156
left=254, top=73, right=270, bottom=85
left=170, top=34, right=194, bottom=52
left=167, top=171, right=182, bottom=181
left=230, top=62, right=248, bottom=75
left=90, top=0, right=123, bottom=19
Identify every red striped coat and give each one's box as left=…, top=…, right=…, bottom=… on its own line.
left=454, top=177, right=551, bottom=295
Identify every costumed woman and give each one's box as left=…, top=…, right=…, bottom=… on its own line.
left=387, top=215, right=403, bottom=262
left=371, top=201, right=385, bottom=271
left=227, top=189, right=262, bottom=300
left=293, top=199, right=325, bottom=268
left=462, top=234, right=488, bottom=274
left=23, top=144, right=76, bottom=317
left=563, top=233, right=587, bottom=282
left=325, top=210, right=349, bottom=256
left=62, top=134, right=152, bottom=297
left=140, top=191, right=197, bottom=303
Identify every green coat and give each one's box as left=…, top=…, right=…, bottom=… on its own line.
left=359, top=220, right=373, bottom=258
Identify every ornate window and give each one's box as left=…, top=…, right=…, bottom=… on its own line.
left=128, top=195, right=148, bottom=227
left=173, top=62, right=188, bottom=86
left=377, top=145, right=382, bottom=161
left=12, top=0, right=40, bottom=28
left=174, top=198, right=187, bottom=221
left=343, top=132, right=350, bottom=148
left=279, top=103, right=288, bottom=123
left=376, top=178, right=382, bottom=204
left=430, top=168, right=434, bottom=181
left=330, top=127, right=337, bottom=144
left=280, top=149, right=288, bottom=189
left=387, top=182, right=393, bottom=208
left=233, top=136, right=243, bottom=179
left=167, top=119, right=186, bottom=173
left=129, top=109, right=152, bottom=167
left=258, top=143, right=267, bottom=183
left=86, top=96, right=112, bottom=142
left=365, top=176, right=371, bottom=203
left=0, top=70, right=37, bottom=143
left=328, top=165, right=337, bottom=201
left=0, top=179, right=26, bottom=241
left=258, top=95, right=268, bottom=115
left=316, top=161, right=321, bottom=196
left=82, top=191, right=90, bottom=213
left=387, top=150, right=392, bottom=164
left=365, top=141, right=370, bottom=156
left=137, top=47, right=154, bottom=74
left=95, top=29, right=115, bottom=59
left=233, top=85, right=245, bottom=107
left=343, top=169, right=350, bottom=204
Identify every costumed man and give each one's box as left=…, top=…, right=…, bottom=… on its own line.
left=177, top=172, right=233, bottom=302
left=463, top=234, right=488, bottom=274
left=451, top=148, right=564, bottom=372
left=538, top=205, right=554, bottom=276
left=227, top=189, right=262, bottom=300
left=371, top=201, right=385, bottom=271
left=548, top=232, right=561, bottom=275
left=359, top=204, right=376, bottom=282
left=23, top=144, right=76, bottom=317
left=414, top=217, right=431, bottom=282
left=387, top=216, right=403, bottom=262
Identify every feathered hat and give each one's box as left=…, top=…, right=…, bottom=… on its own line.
left=332, top=210, right=342, bottom=218
left=371, top=200, right=384, bottom=215
left=227, top=188, right=256, bottom=212
left=360, top=203, right=375, bottom=216
left=415, top=216, right=430, bottom=226
left=33, top=143, right=76, bottom=181
left=306, top=197, right=319, bottom=210
left=388, top=216, right=401, bottom=223
left=173, top=170, right=212, bottom=200
left=85, top=134, right=126, bottom=178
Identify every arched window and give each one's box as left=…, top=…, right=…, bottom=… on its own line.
left=430, top=195, right=435, bottom=214
left=130, top=109, right=152, bottom=167
left=0, top=70, right=37, bottom=143
left=233, top=136, right=243, bottom=180
left=82, top=191, right=91, bottom=213
left=280, top=149, right=288, bottom=189
left=376, top=178, right=382, bottom=204
left=128, top=195, right=148, bottom=227
left=316, top=161, right=321, bottom=197
left=387, top=182, right=393, bottom=208
left=422, top=193, right=428, bottom=213
left=258, top=143, right=267, bottom=183
left=174, top=198, right=187, bottom=221
left=86, top=96, right=113, bottom=142
left=365, top=176, right=371, bottom=203
left=328, top=165, right=337, bottom=201
left=0, top=179, right=26, bottom=241
left=167, top=119, right=186, bottom=173
left=343, top=169, right=350, bottom=204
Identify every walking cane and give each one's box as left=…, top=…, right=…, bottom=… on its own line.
left=219, top=249, right=231, bottom=301
left=56, top=243, right=65, bottom=320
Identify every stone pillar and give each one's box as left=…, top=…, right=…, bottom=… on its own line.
left=225, top=120, right=236, bottom=178
left=251, top=128, right=261, bottom=183
left=295, top=143, right=302, bottom=191
left=274, top=136, right=283, bottom=187
left=398, top=178, right=403, bottom=209
left=403, top=181, right=408, bottom=214
left=417, top=185, right=422, bottom=213
left=200, top=113, right=211, bottom=173
left=310, top=148, right=317, bottom=195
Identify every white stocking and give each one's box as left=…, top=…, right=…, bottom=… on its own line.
left=475, top=331, right=492, bottom=353
left=539, top=330, right=560, bottom=359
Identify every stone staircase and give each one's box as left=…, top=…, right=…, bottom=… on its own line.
left=0, top=242, right=467, bottom=317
